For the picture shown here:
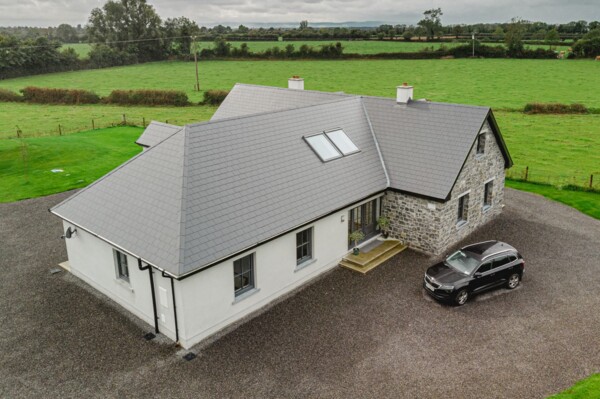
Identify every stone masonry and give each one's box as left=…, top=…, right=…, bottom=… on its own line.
left=382, top=120, right=506, bottom=255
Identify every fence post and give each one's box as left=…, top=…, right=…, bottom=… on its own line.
left=92, top=119, right=95, bottom=130
left=122, top=114, right=127, bottom=125
left=143, top=117, right=146, bottom=127
left=58, top=124, right=62, bottom=136
left=524, top=166, right=529, bottom=181
left=591, top=174, right=594, bottom=189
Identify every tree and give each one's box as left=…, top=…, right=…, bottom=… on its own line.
left=402, top=30, right=413, bottom=41
left=493, top=26, right=505, bottom=41
left=55, top=24, right=78, bottom=43
left=452, top=25, right=464, bottom=39
left=237, top=25, right=249, bottom=34
left=87, top=0, right=165, bottom=62
left=545, top=29, right=560, bottom=50
left=163, top=17, right=199, bottom=56
left=299, top=20, right=309, bottom=30
left=505, top=17, right=525, bottom=57
left=418, top=8, right=443, bottom=41
left=572, top=28, right=600, bottom=57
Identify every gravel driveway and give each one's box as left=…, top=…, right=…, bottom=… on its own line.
left=1, top=188, right=599, bottom=398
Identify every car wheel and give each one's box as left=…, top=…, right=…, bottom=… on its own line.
left=455, top=289, right=469, bottom=306
left=507, top=273, right=521, bottom=289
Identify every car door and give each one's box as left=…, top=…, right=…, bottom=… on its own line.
left=492, top=253, right=518, bottom=282
left=471, top=261, right=493, bottom=292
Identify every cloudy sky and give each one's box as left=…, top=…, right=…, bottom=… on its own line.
left=1, top=0, right=599, bottom=27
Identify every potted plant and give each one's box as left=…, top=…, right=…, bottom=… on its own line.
left=377, top=216, right=390, bottom=238
left=349, top=230, right=365, bottom=255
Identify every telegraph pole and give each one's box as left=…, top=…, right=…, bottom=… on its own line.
left=472, top=32, right=475, bottom=57
left=193, top=35, right=200, bottom=91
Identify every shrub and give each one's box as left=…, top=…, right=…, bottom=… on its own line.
left=104, top=89, right=189, bottom=106
left=0, top=88, right=23, bottom=102
left=88, top=44, right=137, bottom=68
left=524, top=102, right=589, bottom=114
left=202, top=89, right=229, bottom=105
left=20, top=86, right=100, bottom=104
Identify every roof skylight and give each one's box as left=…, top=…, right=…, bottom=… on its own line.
left=305, top=134, right=342, bottom=161
left=304, top=129, right=360, bottom=162
left=325, top=130, right=359, bottom=155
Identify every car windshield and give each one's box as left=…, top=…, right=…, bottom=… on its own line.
left=445, top=250, right=479, bottom=275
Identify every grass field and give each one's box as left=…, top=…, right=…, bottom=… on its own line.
left=548, top=374, right=600, bottom=399
left=1, top=59, right=598, bottom=108
left=62, top=41, right=570, bottom=57
left=0, top=102, right=217, bottom=139
left=0, top=126, right=142, bottom=202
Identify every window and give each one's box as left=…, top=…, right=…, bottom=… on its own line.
left=233, top=253, right=255, bottom=296
left=325, top=130, right=359, bottom=155
left=305, top=134, right=341, bottom=161
left=304, top=129, right=360, bottom=162
left=477, top=133, right=486, bottom=155
left=296, top=228, right=313, bottom=265
left=457, top=194, right=469, bottom=224
left=492, top=256, right=511, bottom=269
left=477, top=262, right=492, bottom=274
left=114, top=250, right=129, bottom=282
left=484, top=181, right=494, bottom=208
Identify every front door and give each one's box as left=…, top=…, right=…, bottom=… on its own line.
left=348, top=199, right=379, bottom=249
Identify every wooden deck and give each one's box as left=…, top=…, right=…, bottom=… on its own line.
left=339, top=239, right=407, bottom=274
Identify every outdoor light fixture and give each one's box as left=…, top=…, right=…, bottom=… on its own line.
left=61, top=227, right=77, bottom=239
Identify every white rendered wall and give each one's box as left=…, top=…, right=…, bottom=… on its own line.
left=176, top=194, right=382, bottom=348
left=62, top=222, right=177, bottom=341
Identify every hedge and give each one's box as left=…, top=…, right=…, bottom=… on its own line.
left=20, top=87, right=100, bottom=104
left=0, top=88, right=23, bottom=102
left=202, top=90, right=230, bottom=105
left=524, top=102, right=588, bottom=114
left=104, top=89, right=189, bottom=106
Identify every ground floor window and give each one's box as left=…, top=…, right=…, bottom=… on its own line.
left=457, top=193, right=469, bottom=225
left=234, top=253, right=255, bottom=296
left=483, top=181, right=494, bottom=208
left=296, top=228, right=313, bottom=265
left=348, top=198, right=380, bottom=249
left=114, top=250, right=129, bottom=282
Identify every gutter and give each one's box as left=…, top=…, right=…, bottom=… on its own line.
left=138, top=259, right=159, bottom=334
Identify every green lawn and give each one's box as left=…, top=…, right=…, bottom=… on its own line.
left=1, top=59, right=598, bottom=108
left=548, top=374, right=600, bottom=398
left=0, top=126, right=142, bottom=202
left=0, top=102, right=217, bottom=139
left=506, top=180, right=600, bottom=219
left=62, top=41, right=570, bottom=57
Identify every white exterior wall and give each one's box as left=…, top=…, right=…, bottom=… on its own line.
left=62, top=222, right=178, bottom=341
left=175, top=194, right=382, bottom=349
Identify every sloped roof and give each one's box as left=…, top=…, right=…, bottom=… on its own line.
left=136, top=121, right=182, bottom=148
left=52, top=97, right=388, bottom=276
left=211, top=83, right=349, bottom=120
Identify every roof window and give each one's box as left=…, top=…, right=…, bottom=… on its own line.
left=304, top=129, right=359, bottom=162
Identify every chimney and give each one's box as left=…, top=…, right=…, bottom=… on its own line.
left=288, top=76, right=304, bottom=90
left=396, top=82, right=413, bottom=104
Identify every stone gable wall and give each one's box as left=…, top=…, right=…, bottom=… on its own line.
left=382, top=120, right=506, bottom=255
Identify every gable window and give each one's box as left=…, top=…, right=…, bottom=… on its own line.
left=234, top=253, right=255, bottom=296
left=114, top=250, right=129, bottom=282
left=457, top=193, right=469, bottom=225
left=304, top=129, right=359, bottom=162
left=296, top=227, right=313, bottom=265
left=476, top=133, right=486, bottom=155
left=483, top=180, right=494, bottom=209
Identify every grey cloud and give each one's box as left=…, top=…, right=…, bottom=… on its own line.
left=0, top=0, right=598, bottom=27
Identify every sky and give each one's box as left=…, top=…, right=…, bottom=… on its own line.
left=0, top=0, right=599, bottom=27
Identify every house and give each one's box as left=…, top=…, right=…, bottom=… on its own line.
left=50, top=78, right=512, bottom=348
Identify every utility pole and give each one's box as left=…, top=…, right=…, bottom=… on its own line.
left=472, top=32, right=475, bottom=57
left=193, top=36, right=200, bottom=91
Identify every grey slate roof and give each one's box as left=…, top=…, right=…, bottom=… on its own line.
left=135, top=121, right=182, bottom=148
left=211, top=83, right=349, bottom=120
left=52, top=97, right=388, bottom=276
left=361, top=97, right=491, bottom=199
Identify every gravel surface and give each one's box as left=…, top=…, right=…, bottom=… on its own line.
left=1, top=188, right=599, bottom=398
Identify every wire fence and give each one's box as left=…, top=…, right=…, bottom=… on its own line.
left=10, top=114, right=194, bottom=139
left=506, top=166, right=599, bottom=191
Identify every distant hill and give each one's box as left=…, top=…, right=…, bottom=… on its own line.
left=213, top=21, right=385, bottom=29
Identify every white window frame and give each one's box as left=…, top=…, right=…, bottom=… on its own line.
left=456, top=191, right=470, bottom=227
left=483, top=178, right=494, bottom=211
left=114, top=249, right=130, bottom=283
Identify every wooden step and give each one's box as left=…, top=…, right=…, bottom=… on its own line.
left=339, top=240, right=407, bottom=274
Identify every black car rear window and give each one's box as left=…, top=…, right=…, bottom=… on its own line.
left=492, top=256, right=511, bottom=269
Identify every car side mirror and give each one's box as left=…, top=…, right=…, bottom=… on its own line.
left=474, top=272, right=482, bottom=278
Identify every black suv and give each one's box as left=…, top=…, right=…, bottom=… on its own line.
left=424, top=241, right=524, bottom=305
